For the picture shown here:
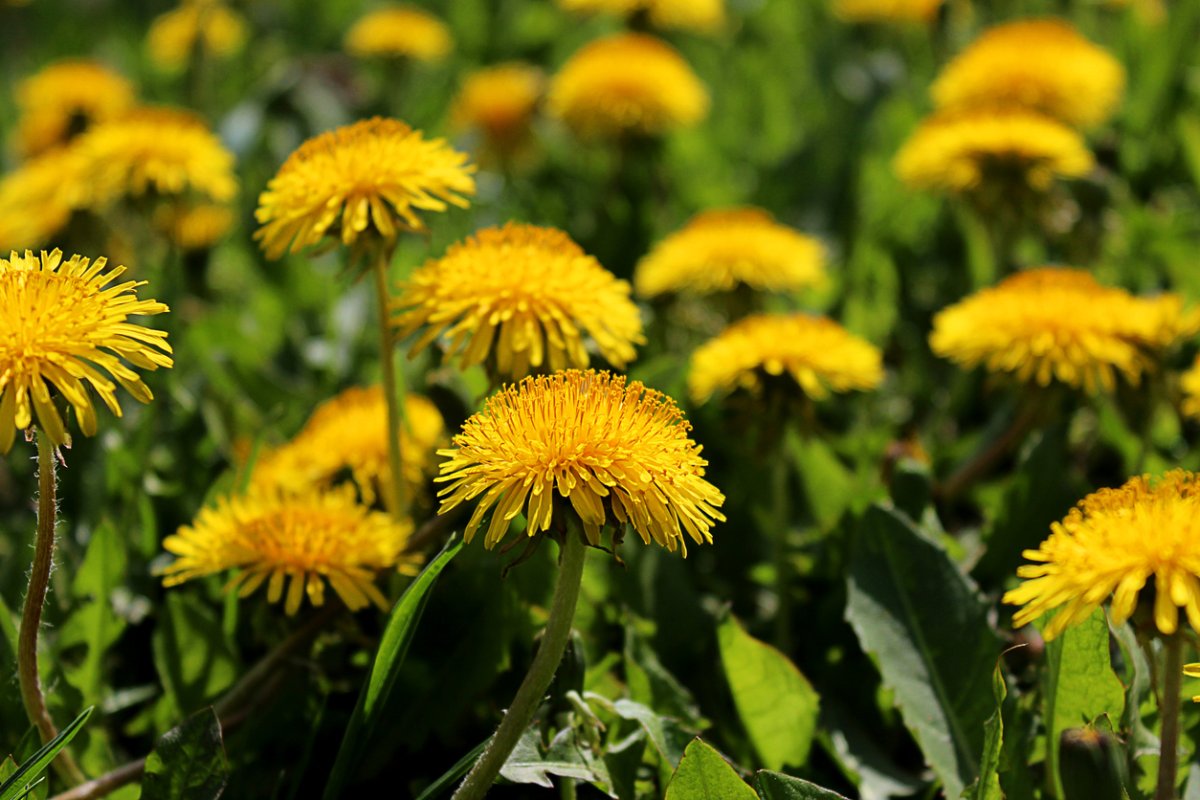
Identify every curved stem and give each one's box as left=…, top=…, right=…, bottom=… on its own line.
left=452, top=532, right=588, bottom=800
left=19, top=431, right=86, bottom=785
left=372, top=246, right=408, bottom=520
left=1156, top=634, right=1184, bottom=800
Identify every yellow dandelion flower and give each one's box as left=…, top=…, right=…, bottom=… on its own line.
left=895, top=109, right=1094, bottom=195
left=688, top=313, right=883, bottom=404
left=1004, top=470, right=1200, bottom=639
left=251, top=387, right=445, bottom=507
left=344, top=5, right=453, bottom=61
left=450, top=63, right=544, bottom=159
left=255, top=117, right=476, bottom=260
left=437, top=370, right=724, bottom=552
left=0, top=147, right=84, bottom=251
left=930, top=268, right=1197, bottom=394
left=1186, top=663, right=1200, bottom=703
left=556, top=0, right=725, bottom=33
left=162, top=485, right=416, bottom=615
left=153, top=203, right=236, bottom=251
left=832, top=0, right=943, bottom=23
left=547, top=33, right=709, bottom=140
left=0, top=249, right=172, bottom=453
left=634, top=208, right=826, bottom=298
left=1181, top=355, right=1200, bottom=420
left=932, top=19, right=1125, bottom=128
left=147, top=0, right=249, bottom=71
left=15, top=60, right=135, bottom=158
left=392, top=223, right=645, bottom=378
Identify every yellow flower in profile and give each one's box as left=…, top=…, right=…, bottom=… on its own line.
left=556, top=0, right=724, bottom=33
left=451, top=63, right=544, bottom=159
left=933, top=19, right=1125, bottom=128
left=930, top=268, right=1197, bottom=394
left=1004, top=470, right=1200, bottom=639
left=344, top=5, right=453, bottom=61
left=1180, top=355, right=1200, bottom=420
left=162, top=486, right=416, bottom=615
left=0, top=249, right=173, bottom=453
left=255, top=117, right=476, bottom=260
left=393, top=223, right=645, bottom=378
left=832, top=0, right=943, bottom=23
left=895, top=110, right=1093, bottom=195
left=548, top=33, right=709, bottom=140
left=251, top=387, right=445, bottom=507
left=153, top=203, right=236, bottom=251
left=147, top=0, right=249, bottom=71
left=15, top=60, right=135, bottom=158
left=437, top=370, right=725, bottom=552
left=689, top=313, right=883, bottom=404
left=0, top=148, right=84, bottom=251
left=634, top=208, right=825, bottom=298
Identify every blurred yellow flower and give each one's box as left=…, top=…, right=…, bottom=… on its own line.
left=451, top=63, right=544, bottom=161
left=153, top=203, right=236, bottom=251
left=548, top=33, right=709, bottom=139
left=255, top=117, right=475, bottom=260
left=0, top=147, right=83, bottom=251
left=930, top=268, right=1197, bottom=394
left=556, top=0, right=725, bottom=33
left=162, top=486, right=416, bottom=615
left=832, top=0, right=943, bottom=22
left=393, top=223, right=644, bottom=378
left=0, top=249, right=172, bottom=452
left=1005, top=470, right=1200, bottom=639
left=1186, top=663, right=1200, bottom=703
left=147, top=0, right=248, bottom=71
left=1179, top=355, right=1200, bottom=421
left=15, top=60, right=135, bottom=158
left=689, top=313, right=883, bottom=404
left=634, top=208, right=825, bottom=298
left=895, top=109, right=1093, bottom=195
left=933, top=19, right=1124, bottom=128
left=344, top=5, right=453, bottom=61
left=437, top=370, right=725, bottom=552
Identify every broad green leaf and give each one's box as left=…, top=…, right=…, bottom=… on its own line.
left=61, top=521, right=128, bottom=706
left=753, top=771, right=851, bottom=800
left=1041, top=608, right=1125, bottom=798
left=664, top=739, right=755, bottom=800
left=969, top=660, right=1007, bottom=800
left=0, top=706, right=92, bottom=800
left=323, top=535, right=462, bottom=799
left=717, top=614, right=819, bottom=771
left=612, top=698, right=693, bottom=769
left=845, top=504, right=1000, bottom=798
left=152, top=593, right=239, bottom=717
left=140, top=708, right=228, bottom=800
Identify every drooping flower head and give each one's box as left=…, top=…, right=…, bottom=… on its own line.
left=0, top=249, right=172, bottom=452
left=933, top=19, right=1125, bottom=128
left=634, top=208, right=826, bottom=298
left=548, top=33, right=709, bottom=140
left=689, top=313, right=884, bottom=404
left=556, top=0, right=725, bottom=34
left=930, top=268, right=1197, bottom=394
left=437, top=370, right=725, bottom=553
left=344, top=5, right=453, bottom=61
left=0, top=147, right=84, bottom=251
left=450, top=63, right=544, bottom=162
left=1005, top=470, right=1200, bottom=639
left=14, top=60, right=135, bottom=158
left=153, top=203, right=236, bottom=251
left=255, top=117, right=476, bottom=260
left=147, top=0, right=249, bottom=71
left=393, top=223, right=645, bottom=378
left=162, top=485, right=417, bottom=615
left=832, top=0, right=943, bottom=23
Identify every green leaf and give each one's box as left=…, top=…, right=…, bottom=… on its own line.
left=845, top=504, right=1000, bottom=798
left=753, top=771, right=851, bottom=800
left=499, top=728, right=596, bottom=788
left=820, top=700, right=922, bottom=800
left=152, top=593, right=239, bottom=717
left=140, top=708, right=228, bottom=800
left=664, top=739, right=755, bottom=800
left=322, top=535, right=463, bottom=799
left=625, top=620, right=702, bottom=726
left=61, top=521, right=128, bottom=706
left=1041, top=608, right=1126, bottom=798
left=968, top=660, right=1007, bottom=800
left=612, top=698, right=693, bottom=769
left=0, top=706, right=92, bottom=800
left=787, top=433, right=857, bottom=531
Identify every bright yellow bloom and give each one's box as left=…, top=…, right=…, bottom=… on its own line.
left=147, top=0, right=249, bottom=71
left=635, top=208, right=825, bottom=298
left=0, top=249, right=172, bottom=452
left=451, top=63, right=544, bottom=160
left=255, top=117, right=476, bottom=260
left=548, top=34, right=709, bottom=139
left=162, top=486, right=416, bottom=615
left=933, top=19, right=1125, bottom=128
left=251, top=387, right=444, bottom=508
left=689, top=313, right=883, bottom=404
left=0, top=148, right=84, bottom=251
left=930, top=268, right=1196, bottom=394
left=1005, top=470, right=1200, bottom=638
left=153, top=203, right=236, bottom=251
left=556, top=0, right=724, bottom=33
left=344, top=5, right=452, bottom=61
left=15, top=60, right=135, bottom=158
left=438, top=370, right=724, bottom=552
left=895, top=110, right=1093, bottom=195
left=392, top=223, right=644, bottom=378
left=1181, top=355, right=1200, bottom=420
left=832, top=0, right=943, bottom=23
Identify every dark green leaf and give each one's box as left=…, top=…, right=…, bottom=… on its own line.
left=820, top=700, right=922, bottom=800
left=968, top=660, right=1007, bottom=800
left=0, top=706, right=92, bottom=800
left=140, top=708, right=228, bottom=800
left=612, top=698, right=692, bottom=769
left=499, top=728, right=596, bottom=788
left=753, top=771, right=851, bottom=800
left=664, top=739, right=755, bottom=800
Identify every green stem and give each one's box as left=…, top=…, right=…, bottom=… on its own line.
left=1156, top=634, right=1184, bottom=800
left=954, top=203, right=997, bottom=291
left=19, top=432, right=86, bottom=785
left=452, top=532, right=588, bottom=800
left=372, top=246, right=408, bottom=520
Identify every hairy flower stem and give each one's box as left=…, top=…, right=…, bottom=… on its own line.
left=1156, top=634, right=1184, bottom=800
left=452, top=532, right=588, bottom=800
left=19, top=432, right=86, bottom=785
left=372, top=245, right=408, bottom=520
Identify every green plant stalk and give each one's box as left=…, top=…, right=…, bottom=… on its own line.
left=1156, top=634, right=1184, bottom=800
left=372, top=245, right=408, bottom=519
left=451, top=531, right=588, bottom=800
left=18, top=432, right=86, bottom=785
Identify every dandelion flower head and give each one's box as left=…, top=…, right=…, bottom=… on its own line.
left=635, top=208, right=826, bottom=298
left=1004, top=470, right=1200, bottom=639
left=15, top=60, right=135, bottom=158
left=548, top=33, right=709, bottom=139
left=450, top=63, right=544, bottom=157
left=0, top=249, right=172, bottom=452
left=393, top=223, right=645, bottom=377
left=255, top=117, right=476, bottom=260
left=437, top=370, right=725, bottom=552
left=832, top=0, right=943, bottom=23
left=344, top=5, right=453, bottom=61
left=0, top=148, right=84, bottom=251
left=556, top=0, right=725, bottom=34
left=148, top=0, right=249, bottom=71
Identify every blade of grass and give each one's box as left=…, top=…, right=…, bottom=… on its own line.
left=0, top=707, right=93, bottom=800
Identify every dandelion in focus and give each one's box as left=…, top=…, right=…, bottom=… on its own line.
left=344, top=5, right=453, bottom=62
left=14, top=60, right=134, bottom=158
left=147, top=0, right=248, bottom=71
left=451, top=63, right=544, bottom=165
left=556, top=0, right=725, bottom=34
